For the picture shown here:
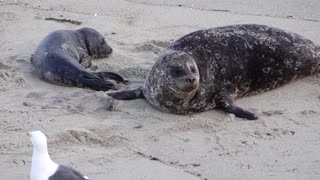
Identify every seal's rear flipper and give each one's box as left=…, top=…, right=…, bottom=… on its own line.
left=92, top=72, right=128, bottom=84
left=80, top=78, right=118, bottom=91
left=107, top=87, right=144, bottom=100
left=80, top=72, right=118, bottom=91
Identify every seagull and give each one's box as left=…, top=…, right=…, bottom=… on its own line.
left=28, top=131, right=90, bottom=180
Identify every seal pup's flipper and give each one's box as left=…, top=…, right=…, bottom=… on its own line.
left=92, top=72, right=128, bottom=84
left=216, top=95, right=258, bottom=120
left=108, top=87, right=144, bottom=100
left=79, top=72, right=118, bottom=91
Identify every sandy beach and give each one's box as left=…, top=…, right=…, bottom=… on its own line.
left=0, top=0, right=320, bottom=179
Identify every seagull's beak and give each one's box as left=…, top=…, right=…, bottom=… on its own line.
left=26, top=131, right=30, bottom=136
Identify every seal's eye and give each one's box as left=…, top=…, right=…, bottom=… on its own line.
left=175, top=69, right=183, bottom=75
left=169, top=66, right=185, bottom=77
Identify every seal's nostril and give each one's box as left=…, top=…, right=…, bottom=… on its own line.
left=187, top=78, right=195, bottom=84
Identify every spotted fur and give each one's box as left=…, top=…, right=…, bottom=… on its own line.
left=109, top=24, right=320, bottom=120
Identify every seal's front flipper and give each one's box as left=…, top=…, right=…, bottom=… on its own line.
left=93, top=72, right=128, bottom=84
left=222, top=104, right=258, bottom=120
left=79, top=55, right=92, bottom=68
left=108, top=87, right=144, bottom=100
left=215, top=95, right=258, bottom=120
left=80, top=72, right=118, bottom=91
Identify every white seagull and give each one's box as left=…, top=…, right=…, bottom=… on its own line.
left=28, top=131, right=90, bottom=180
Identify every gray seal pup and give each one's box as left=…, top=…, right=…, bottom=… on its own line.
left=108, top=24, right=320, bottom=120
left=32, top=27, right=126, bottom=91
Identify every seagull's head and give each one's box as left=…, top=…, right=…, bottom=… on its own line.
left=28, top=131, right=48, bottom=152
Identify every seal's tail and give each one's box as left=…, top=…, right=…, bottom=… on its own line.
left=78, top=71, right=118, bottom=91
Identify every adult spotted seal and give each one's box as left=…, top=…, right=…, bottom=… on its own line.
left=32, top=27, right=126, bottom=91
left=108, top=24, right=320, bottom=120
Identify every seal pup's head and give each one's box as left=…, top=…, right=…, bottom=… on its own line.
left=78, top=27, right=113, bottom=58
left=144, top=50, right=200, bottom=110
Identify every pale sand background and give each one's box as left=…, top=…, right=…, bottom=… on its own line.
left=0, top=0, right=320, bottom=179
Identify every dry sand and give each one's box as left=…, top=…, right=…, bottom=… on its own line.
left=0, top=0, right=320, bottom=179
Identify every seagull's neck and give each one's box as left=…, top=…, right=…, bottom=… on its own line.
left=32, top=147, right=54, bottom=164
left=31, top=147, right=58, bottom=180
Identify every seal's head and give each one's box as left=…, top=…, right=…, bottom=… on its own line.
left=164, top=51, right=200, bottom=96
left=144, top=50, right=200, bottom=110
left=78, top=27, right=113, bottom=58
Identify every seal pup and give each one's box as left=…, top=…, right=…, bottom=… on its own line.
left=32, top=27, right=126, bottom=91
left=108, top=24, right=320, bottom=120
left=28, top=131, right=89, bottom=180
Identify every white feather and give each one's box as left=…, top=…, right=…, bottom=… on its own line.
left=29, top=131, right=59, bottom=180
